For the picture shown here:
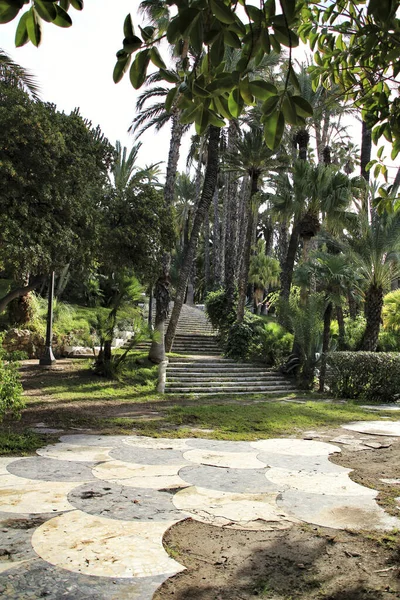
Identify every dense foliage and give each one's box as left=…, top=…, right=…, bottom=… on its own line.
left=327, top=351, right=400, bottom=403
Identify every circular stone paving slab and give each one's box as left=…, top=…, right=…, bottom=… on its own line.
left=251, top=439, right=341, bottom=456
left=266, top=467, right=377, bottom=497
left=278, top=489, right=400, bottom=530
left=68, top=481, right=185, bottom=521
left=37, top=443, right=113, bottom=463
left=0, top=474, right=77, bottom=514
left=123, top=437, right=191, bottom=451
left=60, top=434, right=129, bottom=447
left=342, top=420, right=400, bottom=437
left=31, top=510, right=186, bottom=579
left=184, top=439, right=254, bottom=453
left=172, top=486, right=297, bottom=530
left=182, top=449, right=265, bottom=469
left=257, top=453, right=351, bottom=474
left=179, top=464, right=280, bottom=493
left=110, top=446, right=188, bottom=466
left=93, top=460, right=189, bottom=490
left=7, top=457, right=97, bottom=482
left=0, top=559, right=168, bottom=600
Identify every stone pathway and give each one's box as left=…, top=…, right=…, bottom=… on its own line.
left=1, top=430, right=400, bottom=599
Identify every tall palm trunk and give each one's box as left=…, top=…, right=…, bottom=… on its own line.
left=279, top=222, right=300, bottom=305
left=165, top=126, right=221, bottom=352
left=236, top=171, right=259, bottom=323
left=224, top=122, right=240, bottom=310
left=361, top=284, right=384, bottom=351
left=213, top=184, right=222, bottom=286
left=148, top=110, right=183, bottom=363
left=336, top=305, right=346, bottom=350
left=319, top=301, right=333, bottom=392
left=360, top=121, right=372, bottom=183
left=204, top=207, right=210, bottom=294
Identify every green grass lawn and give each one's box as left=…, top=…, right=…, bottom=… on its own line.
left=1, top=353, right=399, bottom=454
left=101, top=400, right=395, bottom=440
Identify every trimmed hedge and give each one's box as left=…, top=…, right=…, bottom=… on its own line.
left=327, top=352, right=400, bottom=403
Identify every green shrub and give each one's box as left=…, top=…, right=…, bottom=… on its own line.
left=327, top=351, right=400, bottom=402
left=225, top=316, right=254, bottom=360
left=343, top=315, right=366, bottom=350
left=0, top=355, right=25, bottom=422
left=251, top=321, right=294, bottom=367
left=205, top=289, right=236, bottom=335
left=378, top=330, right=400, bottom=352
left=382, top=289, right=400, bottom=334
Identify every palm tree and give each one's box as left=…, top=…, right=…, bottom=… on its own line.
left=0, top=49, right=40, bottom=100
left=272, top=161, right=356, bottom=308
left=347, top=212, right=400, bottom=351
left=224, top=126, right=285, bottom=322
left=165, top=125, right=221, bottom=353
left=249, top=240, right=280, bottom=313
left=301, top=252, right=360, bottom=391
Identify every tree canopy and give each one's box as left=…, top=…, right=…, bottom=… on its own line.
left=0, top=82, right=113, bottom=291
left=2, top=0, right=399, bottom=152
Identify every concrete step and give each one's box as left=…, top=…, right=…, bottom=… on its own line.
left=167, top=375, right=292, bottom=382
left=165, top=385, right=296, bottom=393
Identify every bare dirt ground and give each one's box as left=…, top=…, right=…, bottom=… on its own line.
left=154, top=440, right=400, bottom=600
left=8, top=360, right=400, bottom=599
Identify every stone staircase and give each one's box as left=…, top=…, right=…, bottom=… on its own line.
left=164, top=305, right=297, bottom=395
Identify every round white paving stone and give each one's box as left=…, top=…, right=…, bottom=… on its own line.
left=36, top=443, right=113, bottom=463
left=182, top=449, right=266, bottom=469
left=92, top=461, right=189, bottom=490
left=123, top=437, right=191, bottom=451
left=342, top=421, right=400, bottom=437
left=265, top=467, right=377, bottom=497
left=251, top=439, right=341, bottom=456
left=172, top=486, right=297, bottom=530
left=60, top=434, right=129, bottom=446
left=0, top=473, right=77, bottom=513
left=31, top=510, right=186, bottom=578
left=0, top=456, right=18, bottom=475
left=278, top=490, right=400, bottom=531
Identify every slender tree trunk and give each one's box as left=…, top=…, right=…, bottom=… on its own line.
left=204, top=207, right=210, bottom=294
left=213, top=184, right=221, bottom=286
left=148, top=110, right=183, bottom=362
left=361, top=284, right=384, bottom=351
left=277, top=222, right=289, bottom=271
left=236, top=173, right=259, bottom=323
left=348, top=293, right=358, bottom=319
left=237, top=177, right=250, bottom=280
left=336, top=305, right=346, bottom=350
left=165, top=126, right=220, bottom=352
left=148, top=257, right=170, bottom=363
left=279, top=223, right=300, bottom=304
left=319, top=301, right=333, bottom=392
left=360, top=120, right=372, bottom=183
left=224, top=121, right=240, bottom=310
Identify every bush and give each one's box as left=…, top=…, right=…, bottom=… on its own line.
left=343, top=315, right=366, bottom=350
left=382, top=289, right=400, bottom=334
left=251, top=321, right=294, bottom=367
left=205, top=289, right=236, bottom=335
left=327, top=351, right=400, bottom=402
left=225, top=316, right=255, bottom=360
left=0, top=337, right=25, bottom=422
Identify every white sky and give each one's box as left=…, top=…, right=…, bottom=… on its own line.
left=1, top=0, right=191, bottom=174
left=1, top=2, right=398, bottom=182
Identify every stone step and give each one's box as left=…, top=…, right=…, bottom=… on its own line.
left=168, top=364, right=272, bottom=371
left=165, top=385, right=296, bottom=393
left=167, top=375, right=291, bottom=382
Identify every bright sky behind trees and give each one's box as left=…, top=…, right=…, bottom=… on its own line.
left=1, top=0, right=191, bottom=173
